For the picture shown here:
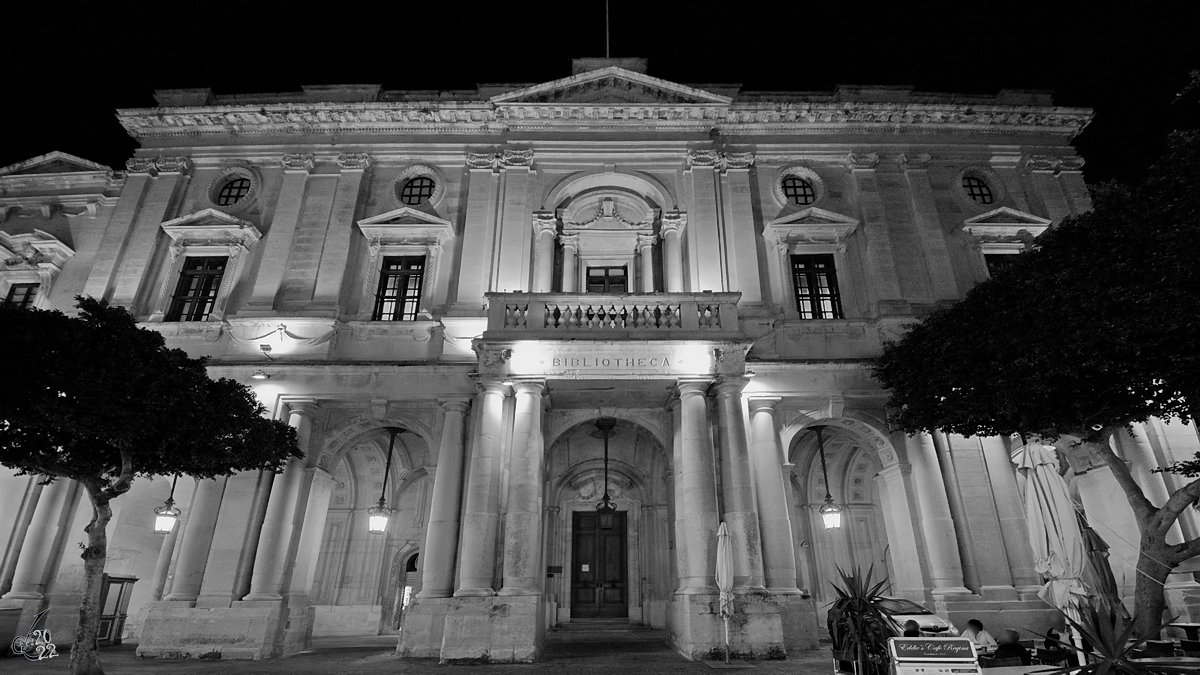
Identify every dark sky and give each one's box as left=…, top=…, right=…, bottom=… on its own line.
left=3, top=1, right=1195, bottom=185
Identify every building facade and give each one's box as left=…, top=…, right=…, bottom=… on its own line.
left=2, top=59, right=1198, bottom=662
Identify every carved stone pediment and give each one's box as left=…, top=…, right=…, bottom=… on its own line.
left=962, top=206, right=1051, bottom=241
left=0, top=151, right=111, bottom=177
left=357, top=206, right=455, bottom=246
left=160, top=208, right=261, bottom=247
left=490, top=67, right=732, bottom=106
left=764, top=206, right=860, bottom=246
left=0, top=230, right=74, bottom=270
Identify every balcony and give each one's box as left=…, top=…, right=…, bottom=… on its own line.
left=484, top=292, right=742, bottom=339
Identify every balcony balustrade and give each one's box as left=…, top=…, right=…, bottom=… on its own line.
left=484, top=292, right=742, bottom=338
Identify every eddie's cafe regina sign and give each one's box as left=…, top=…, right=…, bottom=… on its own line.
left=887, top=638, right=980, bottom=675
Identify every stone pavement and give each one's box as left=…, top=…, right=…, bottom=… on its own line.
left=0, top=632, right=833, bottom=675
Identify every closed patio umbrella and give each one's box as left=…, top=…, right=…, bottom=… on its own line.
left=1079, top=521, right=1130, bottom=620
left=716, top=521, right=735, bottom=664
left=1013, top=443, right=1089, bottom=666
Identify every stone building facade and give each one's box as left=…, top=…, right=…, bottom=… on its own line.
left=1, top=58, right=1198, bottom=662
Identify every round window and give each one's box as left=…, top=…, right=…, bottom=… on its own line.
left=215, top=177, right=252, bottom=206
left=781, top=176, right=817, bottom=206
left=398, top=176, right=436, bottom=206
left=961, top=175, right=994, bottom=205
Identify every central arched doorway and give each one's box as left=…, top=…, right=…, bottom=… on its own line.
left=543, top=417, right=675, bottom=628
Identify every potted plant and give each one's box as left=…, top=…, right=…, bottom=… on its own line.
left=827, top=565, right=900, bottom=675
left=1042, top=602, right=1193, bottom=675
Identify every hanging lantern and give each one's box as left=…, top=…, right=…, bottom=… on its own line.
left=153, top=474, right=181, bottom=534
left=811, top=425, right=844, bottom=531
left=594, top=417, right=618, bottom=530
left=368, top=427, right=403, bottom=535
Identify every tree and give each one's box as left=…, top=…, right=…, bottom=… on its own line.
left=0, top=298, right=299, bottom=675
left=872, top=131, right=1200, bottom=638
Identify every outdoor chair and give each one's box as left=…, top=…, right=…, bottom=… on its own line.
left=1141, top=640, right=1177, bottom=657
left=1180, top=639, right=1200, bottom=657
left=1036, top=648, right=1071, bottom=666
left=980, top=657, right=1023, bottom=668
left=1018, top=640, right=1036, bottom=649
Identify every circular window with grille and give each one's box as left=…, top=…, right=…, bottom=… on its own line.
left=392, top=165, right=445, bottom=209
left=207, top=167, right=259, bottom=213
left=954, top=168, right=1004, bottom=211
left=774, top=166, right=824, bottom=207
left=398, top=176, right=436, bottom=205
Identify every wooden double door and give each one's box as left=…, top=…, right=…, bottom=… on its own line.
left=570, top=511, right=628, bottom=618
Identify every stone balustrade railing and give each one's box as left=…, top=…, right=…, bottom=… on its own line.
left=484, top=292, right=742, bottom=337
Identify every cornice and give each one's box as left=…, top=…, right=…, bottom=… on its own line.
left=117, top=100, right=1093, bottom=140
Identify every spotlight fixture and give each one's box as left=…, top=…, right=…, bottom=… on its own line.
left=259, top=344, right=274, bottom=360
left=251, top=369, right=270, bottom=380
left=152, top=474, right=182, bottom=534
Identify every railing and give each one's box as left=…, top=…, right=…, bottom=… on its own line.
left=485, top=292, right=742, bottom=336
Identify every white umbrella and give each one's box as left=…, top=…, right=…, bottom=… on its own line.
left=1013, top=443, right=1089, bottom=666
left=716, top=521, right=735, bottom=664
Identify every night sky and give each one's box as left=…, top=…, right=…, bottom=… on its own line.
left=2, top=1, right=1195, bottom=185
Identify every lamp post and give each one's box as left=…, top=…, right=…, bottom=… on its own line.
left=593, top=418, right=618, bottom=530
left=368, top=427, right=403, bottom=534
left=808, top=425, right=843, bottom=530
left=153, top=474, right=181, bottom=534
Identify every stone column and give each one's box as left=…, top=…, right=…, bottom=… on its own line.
left=931, top=432, right=982, bottom=591
left=904, top=433, right=970, bottom=594
left=0, top=477, right=43, bottom=597
left=242, top=155, right=313, bottom=313
left=669, top=397, right=689, bottom=592
left=747, top=397, right=801, bottom=593
left=500, top=381, right=546, bottom=595
left=1119, top=424, right=1185, bottom=543
left=453, top=153, right=500, bottom=311
left=874, top=464, right=930, bottom=598
left=721, top=155, right=762, bottom=301
left=532, top=213, right=557, bottom=293
left=495, top=150, right=534, bottom=293
left=901, top=154, right=959, bottom=301
left=660, top=211, right=686, bottom=292
left=1, top=478, right=77, bottom=599
left=244, top=400, right=317, bottom=601
left=677, top=379, right=720, bottom=593
left=419, top=399, right=471, bottom=598
left=456, top=381, right=509, bottom=596
left=847, top=153, right=903, bottom=306
left=559, top=233, right=579, bottom=293
left=164, top=476, right=228, bottom=602
left=687, top=151, right=724, bottom=292
left=637, top=233, right=656, bottom=293
left=81, top=170, right=152, bottom=300
left=979, top=436, right=1042, bottom=590
left=109, top=157, right=190, bottom=307
left=149, top=517, right=183, bottom=600
left=715, top=379, right=765, bottom=589
left=312, top=153, right=371, bottom=312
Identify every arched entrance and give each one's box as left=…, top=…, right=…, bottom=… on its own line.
left=543, top=417, right=675, bottom=628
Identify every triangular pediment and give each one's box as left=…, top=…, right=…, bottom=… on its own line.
left=765, top=207, right=860, bottom=245
left=0, top=151, right=111, bottom=177
left=357, top=207, right=455, bottom=246
left=160, top=208, right=261, bottom=246
left=490, top=67, right=732, bottom=105
left=0, top=229, right=75, bottom=269
left=963, top=206, right=1051, bottom=240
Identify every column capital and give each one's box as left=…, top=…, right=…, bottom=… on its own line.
left=660, top=211, right=687, bottom=238
left=687, top=148, right=721, bottom=168
left=439, top=398, right=472, bottom=415
left=898, top=153, right=932, bottom=171
left=635, top=232, right=657, bottom=253
left=512, top=379, right=546, bottom=395
left=286, top=398, right=320, bottom=419
left=475, top=379, right=511, bottom=397
left=676, top=378, right=712, bottom=398
left=499, top=148, right=534, bottom=168
left=558, top=232, right=580, bottom=252
left=666, top=395, right=681, bottom=412
left=714, top=377, right=749, bottom=397
left=532, top=211, right=558, bottom=237
left=844, top=152, right=880, bottom=171
left=746, top=396, right=783, bottom=411
left=335, top=153, right=373, bottom=170
left=281, top=153, right=316, bottom=173
left=466, top=151, right=499, bottom=170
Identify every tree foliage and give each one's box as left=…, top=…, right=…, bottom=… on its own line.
left=0, top=297, right=299, bottom=675
left=872, top=131, right=1200, bottom=637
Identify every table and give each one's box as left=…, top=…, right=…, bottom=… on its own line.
left=1169, top=622, right=1200, bottom=641
left=978, top=667, right=1056, bottom=675
left=1131, top=656, right=1200, bottom=665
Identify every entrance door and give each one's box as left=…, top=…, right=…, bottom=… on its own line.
left=571, top=511, right=627, bottom=618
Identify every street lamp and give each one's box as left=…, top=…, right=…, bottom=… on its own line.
left=367, top=427, right=403, bottom=534
left=153, top=474, right=181, bottom=534
left=808, top=425, right=843, bottom=531
left=593, top=418, right=618, bottom=530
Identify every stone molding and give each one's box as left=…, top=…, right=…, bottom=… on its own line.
left=499, top=148, right=534, bottom=168
left=532, top=211, right=558, bottom=237
left=125, top=155, right=192, bottom=175
left=336, top=153, right=373, bottom=170
left=898, top=153, right=933, bottom=170
left=1023, top=154, right=1086, bottom=174
left=280, top=153, right=316, bottom=172
left=659, top=211, right=687, bottom=238
left=558, top=232, right=580, bottom=252
left=843, top=152, right=880, bottom=170
left=118, top=101, right=1092, bottom=139
left=686, top=149, right=755, bottom=171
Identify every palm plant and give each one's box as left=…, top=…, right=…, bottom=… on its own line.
left=1040, top=602, right=1192, bottom=675
left=827, top=565, right=900, bottom=675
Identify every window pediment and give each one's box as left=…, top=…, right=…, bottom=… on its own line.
left=160, top=208, right=262, bottom=247
left=357, top=207, right=455, bottom=247
left=0, top=151, right=112, bottom=177
left=962, top=206, right=1051, bottom=241
left=1, top=230, right=75, bottom=270
left=764, top=207, right=860, bottom=247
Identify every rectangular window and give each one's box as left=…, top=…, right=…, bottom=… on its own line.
left=984, top=253, right=1017, bottom=277
left=165, top=256, right=227, bottom=322
left=585, top=266, right=627, bottom=294
left=3, top=283, right=39, bottom=309
left=373, top=256, right=425, bottom=321
left=791, top=254, right=843, bottom=320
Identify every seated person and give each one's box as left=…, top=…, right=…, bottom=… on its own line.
left=903, top=620, right=921, bottom=637
left=1046, top=615, right=1089, bottom=656
left=964, top=619, right=998, bottom=652
left=993, top=629, right=1032, bottom=665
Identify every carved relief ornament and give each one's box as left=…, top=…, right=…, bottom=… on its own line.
left=336, top=153, right=373, bottom=170
left=281, top=153, right=316, bottom=172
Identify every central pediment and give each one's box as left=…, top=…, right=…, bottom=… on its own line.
left=490, top=67, right=732, bottom=106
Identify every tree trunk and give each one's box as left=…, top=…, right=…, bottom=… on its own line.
left=1132, top=537, right=1173, bottom=639
left=70, top=486, right=111, bottom=675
